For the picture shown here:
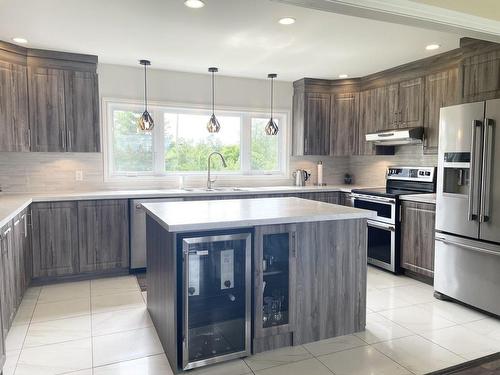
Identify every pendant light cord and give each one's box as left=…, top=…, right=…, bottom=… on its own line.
left=270, top=76, right=274, bottom=119
left=144, top=64, right=148, bottom=112
left=211, top=71, right=215, bottom=115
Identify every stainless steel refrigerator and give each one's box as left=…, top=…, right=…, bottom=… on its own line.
left=435, top=99, right=500, bottom=316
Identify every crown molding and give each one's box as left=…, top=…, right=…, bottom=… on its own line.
left=272, top=0, right=500, bottom=41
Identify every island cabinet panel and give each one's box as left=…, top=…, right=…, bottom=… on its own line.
left=77, top=200, right=129, bottom=273
left=400, top=201, right=436, bottom=278
left=293, top=219, right=367, bottom=344
left=462, top=48, right=500, bottom=102
left=423, top=68, right=459, bottom=153
left=253, top=224, right=297, bottom=349
left=31, top=202, right=79, bottom=278
left=0, top=61, right=29, bottom=152
left=330, top=92, right=359, bottom=156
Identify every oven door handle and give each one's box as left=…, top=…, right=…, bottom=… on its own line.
left=367, top=220, right=395, bottom=232
left=352, top=194, right=396, bottom=204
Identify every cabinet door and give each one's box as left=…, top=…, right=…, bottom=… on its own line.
left=78, top=200, right=129, bottom=273
left=462, top=48, right=500, bottom=102
left=375, top=84, right=399, bottom=131
left=357, top=89, right=377, bottom=155
left=28, top=67, right=66, bottom=152
left=399, top=78, right=424, bottom=128
left=424, top=69, right=459, bottom=153
left=31, top=202, right=78, bottom=278
left=304, top=93, right=331, bottom=155
left=400, top=201, right=436, bottom=277
left=0, top=61, right=29, bottom=152
left=330, top=92, right=358, bottom=156
left=65, top=71, right=100, bottom=152
left=296, top=192, right=339, bottom=204
left=12, top=215, right=24, bottom=307
left=254, top=225, right=296, bottom=340
left=0, top=223, right=15, bottom=331
left=339, top=192, right=353, bottom=207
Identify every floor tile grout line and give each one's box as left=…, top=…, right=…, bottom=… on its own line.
left=91, top=350, right=165, bottom=371
left=368, top=340, right=419, bottom=375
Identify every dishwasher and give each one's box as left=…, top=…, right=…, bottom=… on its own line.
left=130, top=198, right=183, bottom=270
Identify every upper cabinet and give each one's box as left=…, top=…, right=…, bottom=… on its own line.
left=0, top=40, right=99, bottom=153
left=423, top=68, right=459, bottom=153
left=292, top=79, right=359, bottom=156
left=293, top=38, right=500, bottom=157
left=462, top=47, right=500, bottom=102
left=0, top=43, right=29, bottom=152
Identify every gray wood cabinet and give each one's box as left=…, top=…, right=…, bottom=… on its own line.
left=0, top=58, right=29, bottom=152
left=375, top=84, right=399, bottom=131
left=295, top=192, right=340, bottom=204
left=462, top=47, right=500, bottom=102
left=303, top=93, right=331, bottom=155
left=78, top=200, right=129, bottom=273
left=31, top=202, right=79, bottom=278
left=0, top=221, right=15, bottom=331
left=339, top=191, right=353, bottom=206
left=357, top=88, right=377, bottom=155
left=400, top=200, right=436, bottom=278
left=330, top=92, right=358, bottom=156
left=423, top=68, right=459, bottom=153
left=64, top=70, right=100, bottom=152
left=398, top=78, right=424, bottom=128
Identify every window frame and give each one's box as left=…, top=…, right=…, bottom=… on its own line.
left=102, top=98, right=290, bottom=181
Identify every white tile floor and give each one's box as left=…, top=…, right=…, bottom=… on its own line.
left=4, top=266, right=500, bottom=375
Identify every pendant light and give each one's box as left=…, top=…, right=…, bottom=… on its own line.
left=207, top=67, right=221, bottom=133
left=265, top=73, right=279, bottom=135
left=138, top=59, right=154, bottom=131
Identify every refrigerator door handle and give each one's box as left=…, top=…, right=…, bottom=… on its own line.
left=435, top=236, right=500, bottom=257
left=480, top=118, right=494, bottom=223
left=468, top=120, right=482, bottom=221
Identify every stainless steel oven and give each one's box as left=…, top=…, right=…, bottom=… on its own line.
left=366, top=220, right=396, bottom=272
left=352, top=194, right=396, bottom=224
left=353, top=193, right=397, bottom=272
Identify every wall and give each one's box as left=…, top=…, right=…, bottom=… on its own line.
left=0, top=64, right=296, bottom=192
left=0, top=64, right=438, bottom=193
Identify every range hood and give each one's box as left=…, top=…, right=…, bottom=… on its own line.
left=365, top=127, right=424, bottom=145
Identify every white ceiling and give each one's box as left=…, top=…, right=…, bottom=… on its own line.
left=0, top=0, right=463, bottom=81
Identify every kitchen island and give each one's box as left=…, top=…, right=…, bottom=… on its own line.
left=142, top=197, right=375, bottom=372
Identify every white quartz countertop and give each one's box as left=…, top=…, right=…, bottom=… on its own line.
left=399, top=193, right=436, bottom=204
left=142, top=197, right=376, bottom=232
left=0, top=185, right=361, bottom=228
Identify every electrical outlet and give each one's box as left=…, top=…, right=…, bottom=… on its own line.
left=75, top=170, right=83, bottom=181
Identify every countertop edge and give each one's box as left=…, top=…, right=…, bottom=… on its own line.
left=399, top=193, right=436, bottom=204
left=0, top=198, right=32, bottom=228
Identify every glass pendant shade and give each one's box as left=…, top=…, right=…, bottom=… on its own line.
left=207, top=113, right=221, bottom=133
left=266, top=73, right=278, bottom=135
left=138, top=59, right=154, bottom=131
left=265, top=118, right=279, bottom=135
left=138, top=110, right=154, bottom=131
left=207, top=67, right=220, bottom=133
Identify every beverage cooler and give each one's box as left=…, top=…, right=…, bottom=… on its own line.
left=178, top=231, right=252, bottom=370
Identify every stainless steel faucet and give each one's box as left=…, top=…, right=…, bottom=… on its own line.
left=207, top=151, right=227, bottom=190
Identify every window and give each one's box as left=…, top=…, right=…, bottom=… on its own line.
left=104, top=100, right=288, bottom=178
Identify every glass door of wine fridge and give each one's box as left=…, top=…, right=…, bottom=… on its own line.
left=181, top=232, right=251, bottom=370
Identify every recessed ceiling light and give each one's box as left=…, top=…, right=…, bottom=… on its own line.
left=278, top=17, right=296, bottom=25
left=184, top=0, right=205, bottom=9
left=338, top=74, right=348, bottom=78
left=12, top=37, right=28, bottom=44
left=426, top=44, right=440, bottom=51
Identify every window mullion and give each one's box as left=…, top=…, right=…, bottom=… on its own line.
left=153, top=110, right=165, bottom=175
left=241, top=114, right=251, bottom=174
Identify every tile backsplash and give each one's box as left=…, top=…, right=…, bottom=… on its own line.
left=0, top=145, right=437, bottom=193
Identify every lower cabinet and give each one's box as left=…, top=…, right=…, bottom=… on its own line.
left=31, top=202, right=79, bottom=278
left=294, top=192, right=340, bottom=204
left=339, top=192, right=353, bottom=206
left=400, top=201, right=436, bottom=278
left=31, top=200, right=130, bottom=280
left=78, top=200, right=129, bottom=272
left=253, top=224, right=296, bottom=352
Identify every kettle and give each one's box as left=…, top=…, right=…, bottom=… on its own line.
left=293, top=169, right=310, bottom=186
